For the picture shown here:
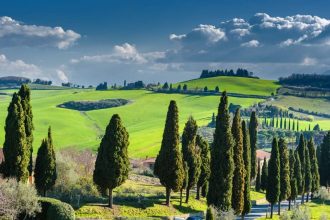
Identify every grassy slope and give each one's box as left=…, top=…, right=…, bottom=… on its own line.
left=175, top=76, right=280, bottom=96
left=0, top=89, right=261, bottom=158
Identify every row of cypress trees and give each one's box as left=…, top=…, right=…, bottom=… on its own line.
left=266, top=135, right=320, bottom=218
left=264, top=117, right=300, bottom=131
left=1, top=85, right=57, bottom=196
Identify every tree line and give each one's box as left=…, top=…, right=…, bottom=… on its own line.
left=200, top=68, right=257, bottom=79
left=279, top=73, right=330, bottom=89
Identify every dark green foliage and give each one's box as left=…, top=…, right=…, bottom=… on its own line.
left=320, top=131, right=330, bottom=186
left=249, top=111, right=258, bottom=179
left=202, top=182, right=208, bottom=198
left=34, top=127, right=57, bottom=196
left=215, top=86, right=220, bottom=92
left=154, top=101, right=184, bottom=206
left=196, top=135, right=210, bottom=200
left=307, top=138, right=320, bottom=194
left=231, top=109, right=245, bottom=214
left=18, top=85, right=34, bottom=176
left=294, top=151, right=303, bottom=195
left=180, top=162, right=189, bottom=206
left=255, top=159, right=261, bottom=192
left=181, top=116, right=201, bottom=203
left=2, top=93, right=29, bottom=182
left=304, top=142, right=312, bottom=198
left=38, top=197, right=75, bottom=220
left=207, top=91, right=234, bottom=211
left=266, top=138, right=280, bottom=218
left=204, top=86, right=208, bottom=92
left=261, top=158, right=268, bottom=191
left=296, top=134, right=306, bottom=195
left=206, top=207, right=215, bottom=220
left=284, top=118, right=287, bottom=129
left=242, top=120, right=251, bottom=216
left=93, top=114, right=130, bottom=208
left=279, top=138, right=291, bottom=202
left=289, top=150, right=298, bottom=202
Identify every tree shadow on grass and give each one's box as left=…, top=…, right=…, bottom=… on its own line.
left=310, top=198, right=330, bottom=206
left=113, top=195, right=165, bottom=209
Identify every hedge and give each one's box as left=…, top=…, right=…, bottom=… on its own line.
left=37, top=197, right=75, bottom=220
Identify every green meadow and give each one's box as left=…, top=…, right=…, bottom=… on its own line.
left=175, top=76, right=280, bottom=96
left=0, top=89, right=261, bottom=158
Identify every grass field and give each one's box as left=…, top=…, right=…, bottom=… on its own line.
left=175, top=76, right=280, bottom=96
left=0, top=89, right=261, bottom=158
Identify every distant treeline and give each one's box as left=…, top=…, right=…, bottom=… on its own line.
left=199, top=68, right=257, bottom=79
left=279, top=73, right=330, bottom=89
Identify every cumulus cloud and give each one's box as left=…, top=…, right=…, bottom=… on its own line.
left=0, top=16, right=80, bottom=49
left=165, top=13, right=330, bottom=65
left=0, top=54, right=42, bottom=78
left=71, top=43, right=165, bottom=64
left=56, top=69, right=69, bottom=82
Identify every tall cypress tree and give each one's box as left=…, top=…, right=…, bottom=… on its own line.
left=34, top=127, right=57, bottom=196
left=2, top=93, right=29, bottom=182
left=154, top=101, right=184, bottom=206
left=304, top=143, right=312, bottom=202
left=249, top=111, right=258, bottom=180
left=280, top=117, right=283, bottom=129
left=307, top=138, right=320, bottom=200
left=278, top=138, right=291, bottom=215
left=242, top=120, right=251, bottom=217
left=181, top=116, right=201, bottom=203
left=295, top=151, right=303, bottom=198
left=288, top=149, right=297, bottom=210
left=93, top=114, right=130, bottom=208
left=261, top=157, right=268, bottom=192
left=266, top=138, right=280, bottom=219
left=231, top=109, right=245, bottom=215
left=207, top=91, right=234, bottom=211
left=296, top=134, right=306, bottom=203
left=180, top=162, right=189, bottom=207
left=196, top=135, right=210, bottom=200
left=284, top=118, right=287, bottom=130
left=256, top=159, right=261, bottom=192
left=18, top=85, right=34, bottom=177
left=320, top=131, right=330, bottom=187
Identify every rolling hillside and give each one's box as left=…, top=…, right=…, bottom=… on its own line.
left=175, top=76, right=280, bottom=96
left=0, top=89, right=262, bottom=158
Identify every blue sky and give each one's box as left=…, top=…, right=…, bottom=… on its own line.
left=0, top=0, right=330, bottom=85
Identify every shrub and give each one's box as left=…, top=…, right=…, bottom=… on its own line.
left=280, top=206, right=311, bottom=220
left=315, top=187, right=330, bottom=203
left=38, top=197, right=75, bottom=220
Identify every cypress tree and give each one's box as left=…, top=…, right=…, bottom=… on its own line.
left=288, top=119, right=291, bottom=130
left=34, top=127, right=57, bottom=196
left=297, top=121, right=300, bottom=131
left=2, top=93, right=29, bottom=182
left=266, top=138, right=280, bottom=219
left=231, top=109, right=245, bottom=215
left=207, top=91, right=234, bottom=211
left=93, top=114, right=130, bottom=208
left=196, top=135, right=210, bottom=200
left=18, top=85, right=34, bottom=177
left=182, top=116, right=201, bottom=203
left=292, top=120, right=296, bottom=131
left=180, top=162, right=189, bottom=207
left=256, top=159, right=261, bottom=192
left=278, top=138, right=291, bottom=215
left=288, top=149, right=297, bottom=210
left=249, top=111, right=258, bottom=180
left=261, top=157, right=268, bottom=192
left=242, top=120, right=251, bottom=217
left=154, top=101, right=184, bottom=206
left=276, top=117, right=279, bottom=128
left=296, top=134, right=306, bottom=203
left=307, top=138, right=320, bottom=200
left=284, top=118, right=287, bottom=130
left=304, top=143, right=312, bottom=202
left=320, top=131, right=330, bottom=187
left=206, top=207, right=215, bottom=220
left=280, top=117, right=283, bottom=129
left=295, top=151, right=303, bottom=198
left=202, top=182, right=208, bottom=198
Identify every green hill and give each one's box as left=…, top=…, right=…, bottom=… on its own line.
left=175, top=76, right=280, bottom=96
left=0, top=89, right=261, bottom=158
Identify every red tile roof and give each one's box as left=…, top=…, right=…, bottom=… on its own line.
left=256, top=149, right=271, bottom=160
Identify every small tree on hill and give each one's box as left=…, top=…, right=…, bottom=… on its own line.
left=278, top=138, right=291, bottom=215
left=266, top=138, right=280, bottom=219
left=249, top=111, right=258, bottom=180
left=215, top=86, right=220, bottom=92
left=181, top=116, right=201, bottom=203
left=196, top=135, right=210, bottom=200
left=154, top=101, right=184, bottom=206
left=242, top=120, right=251, bottom=217
left=34, top=127, right=57, bottom=196
left=261, top=157, right=268, bottom=192
left=93, top=114, right=130, bottom=208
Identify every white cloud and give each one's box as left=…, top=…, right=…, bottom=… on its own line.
left=71, top=43, right=165, bottom=64
left=301, top=57, right=317, bottom=66
left=0, top=54, right=42, bottom=78
left=0, top=16, right=80, bottom=49
left=56, top=69, right=69, bottom=82
left=241, top=40, right=260, bottom=47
